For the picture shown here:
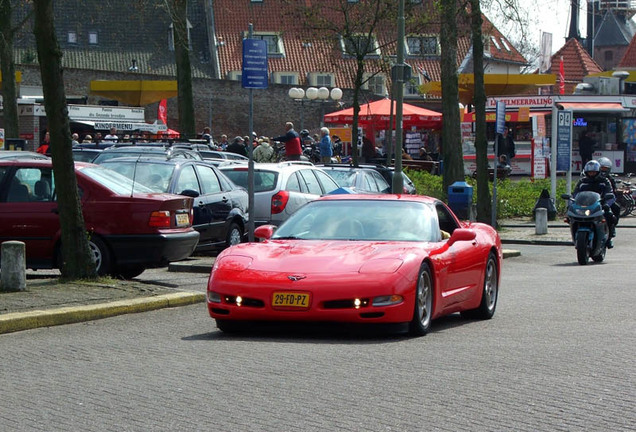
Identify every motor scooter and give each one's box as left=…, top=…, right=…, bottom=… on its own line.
left=562, top=191, right=614, bottom=265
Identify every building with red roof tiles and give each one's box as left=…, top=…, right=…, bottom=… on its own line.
left=548, top=38, right=603, bottom=95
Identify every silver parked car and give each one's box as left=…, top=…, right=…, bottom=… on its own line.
left=319, top=166, right=391, bottom=193
left=220, top=161, right=339, bottom=226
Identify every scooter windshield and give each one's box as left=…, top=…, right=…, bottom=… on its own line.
left=574, top=191, right=601, bottom=207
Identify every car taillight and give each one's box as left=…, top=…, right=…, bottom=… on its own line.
left=271, top=190, right=290, bottom=214
left=189, top=207, right=194, bottom=225
left=149, top=210, right=171, bottom=227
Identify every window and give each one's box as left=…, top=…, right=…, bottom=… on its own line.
left=88, top=31, right=98, bottom=45
left=272, top=72, right=299, bottom=85
left=308, top=73, right=334, bottom=87
left=168, top=21, right=192, bottom=51
left=244, top=32, right=284, bottom=56
left=67, top=31, right=77, bottom=44
left=341, top=34, right=380, bottom=57
left=490, top=36, right=501, bottom=50
left=605, top=51, right=613, bottom=62
left=195, top=165, right=221, bottom=195
left=363, top=73, right=387, bottom=96
left=298, top=170, right=323, bottom=195
left=501, top=38, right=511, bottom=52
left=227, top=71, right=242, bottom=81
left=405, top=74, right=422, bottom=97
left=176, top=165, right=200, bottom=194
left=406, top=36, right=439, bottom=56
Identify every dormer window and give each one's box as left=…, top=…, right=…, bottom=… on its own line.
left=243, top=32, right=285, bottom=56
left=490, top=36, right=501, bottom=50
left=406, top=35, right=439, bottom=56
left=341, top=34, right=380, bottom=58
left=501, top=38, right=511, bottom=52
left=67, top=31, right=77, bottom=44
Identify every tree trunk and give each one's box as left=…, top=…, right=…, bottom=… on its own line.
left=170, top=0, right=196, bottom=139
left=0, top=0, right=19, bottom=139
left=33, top=0, right=96, bottom=279
left=439, top=0, right=463, bottom=198
left=470, top=0, right=491, bottom=223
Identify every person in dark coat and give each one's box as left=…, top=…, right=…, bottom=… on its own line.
left=578, top=129, right=596, bottom=167
left=226, top=136, right=247, bottom=157
left=272, top=122, right=302, bottom=161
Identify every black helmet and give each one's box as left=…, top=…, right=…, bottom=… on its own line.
left=300, top=129, right=310, bottom=137
left=584, top=160, right=601, bottom=178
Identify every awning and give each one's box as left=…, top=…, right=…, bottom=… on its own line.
left=89, top=80, right=177, bottom=106
left=556, top=102, right=629, bottom=113
left=463, top=110, right=551, bottom=123
left=421, top=74, right=556, bottom=105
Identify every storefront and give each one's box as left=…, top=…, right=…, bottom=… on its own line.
left=461, top=95, right=635, bottom=176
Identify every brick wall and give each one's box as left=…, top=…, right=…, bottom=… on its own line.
left=14, top=65, right=362, bottom=144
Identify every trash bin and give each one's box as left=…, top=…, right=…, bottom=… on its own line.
left=448, top=181, right=473, bottom=220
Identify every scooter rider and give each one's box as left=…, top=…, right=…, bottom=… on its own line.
left=597, top=156, right=621, bottom=227
left=573, top=160, right=617, bottom=247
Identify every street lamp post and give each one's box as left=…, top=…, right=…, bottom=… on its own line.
left=288, top=86, right=342, bottom=130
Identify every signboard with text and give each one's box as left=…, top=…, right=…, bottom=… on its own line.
left=557, top=110, right=573, bottom=172
left=242, top=39, right=268, bottom=89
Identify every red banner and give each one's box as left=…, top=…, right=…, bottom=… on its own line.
left=157, top=99, right=167, bottom=124
left=559, top=57, right=565, bottom=95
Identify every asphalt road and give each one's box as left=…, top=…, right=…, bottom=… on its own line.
left=1, top=233, right=634, bottom=431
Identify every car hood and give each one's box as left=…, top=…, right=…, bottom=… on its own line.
left=217, top=240, right=429, bottom=274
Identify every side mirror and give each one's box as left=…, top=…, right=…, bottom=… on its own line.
left=254, top=225, right=276, bottom=240
left=180, top=189, right=200, bottom=198
left=447, top=228, right=476, bottom=246
left=561, top=193, right=571, bottom=200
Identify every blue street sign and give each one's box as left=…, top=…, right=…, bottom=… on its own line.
left=242, top=39, right=268, bottom=89
left=557, top=110, right=572, bottom=172
left=495, top=101, right=506, bottom=134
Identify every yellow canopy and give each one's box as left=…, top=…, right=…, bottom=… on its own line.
left=90, top=80, right=177, bottom=106
left=420, top=74, right=556, bottom=105
left=0, top=71, right=23, bottom=86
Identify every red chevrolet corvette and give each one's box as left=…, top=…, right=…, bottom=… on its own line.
left=207, top=194, right=502, bottom=335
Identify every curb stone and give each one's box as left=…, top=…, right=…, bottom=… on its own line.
left=0, top=291, right=205, bottom=335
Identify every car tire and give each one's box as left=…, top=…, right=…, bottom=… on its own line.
left=461, top=252, right=498, bottom=320
left=225, top=222, right=243, bottom=248
left=88, top=236, right=112, bottom=276
left=408, top=262, right=433, bottom=336
left=114, top=265, right=145, bottom=280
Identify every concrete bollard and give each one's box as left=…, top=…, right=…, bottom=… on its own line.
left=535, top=208, right=548, bottom=235
left=1, top=241, right=26, bottom=292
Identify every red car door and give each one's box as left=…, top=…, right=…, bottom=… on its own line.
left=0, top=166, right=59, bottom=267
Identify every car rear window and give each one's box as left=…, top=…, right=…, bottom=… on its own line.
left=80, top=165, right=155, bottom=195
left=222, top=169, right=277, bottom=192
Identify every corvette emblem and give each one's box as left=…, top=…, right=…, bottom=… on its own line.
left=287, top=275, right=306, bottom=281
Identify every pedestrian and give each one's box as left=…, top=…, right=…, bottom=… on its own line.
left=71, top=133, right=80, bottom=147
left=218, top=134, right=229, bottom=151
left=104, top=127, right=118, bottom=143
left=578, top=129, right=596, bottom=168
left=227, top=136, right=247, bottom=156
left=82, top=134, right=92, bottom=144
left=253, top=137, right=275, bottom=162
left=272, top=121, right=302, bottom=161
left=418, top=147, right=432, bottom=161
left=319, top=127, right=333, bottom=164
left=361, top=136, right=376, bottom=163
left=495, top=127, right=515, bottom=162
left=94, top=132, right=103, bottom=144
left=201, top=126, right=212, bottom=144
left=332, top=135, right=343, bottom=158
left=37, top=131, right=51, bottom=155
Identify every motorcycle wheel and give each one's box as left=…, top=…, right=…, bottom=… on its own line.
left=576, top=231, right=589, bottom=265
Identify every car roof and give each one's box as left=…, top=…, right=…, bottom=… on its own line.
left=318, top=193, right=435, bottom=204
left=0, top=150, right=49, bottom=160
left=97, top=156, right=209, bottom=166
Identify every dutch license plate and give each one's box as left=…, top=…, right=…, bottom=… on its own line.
left=175, top=213, right=189, bottom=227
left=272, top=292, right=310, bottom=308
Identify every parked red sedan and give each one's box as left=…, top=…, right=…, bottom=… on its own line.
left=0, top=160, right=199, bottom=278
left=207, top=194, right=501, bottom=335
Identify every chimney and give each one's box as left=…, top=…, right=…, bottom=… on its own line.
left=568, top=0, right=581, bottom=40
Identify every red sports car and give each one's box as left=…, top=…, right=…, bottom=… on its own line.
left=0, top=160, right=200, bottom=278
left=207, top=194, right=501, bottom=335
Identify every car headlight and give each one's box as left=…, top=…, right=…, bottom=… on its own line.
left=207, top=291, right=222, bottom=303
left=372, top=295, right=404, bottom=307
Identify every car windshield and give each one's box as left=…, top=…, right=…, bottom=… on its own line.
left=99, top=161, right=176, bottom=193
left=273, top=199, right=440, bottom=242
left=80, top=165, right=155, bottom=195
